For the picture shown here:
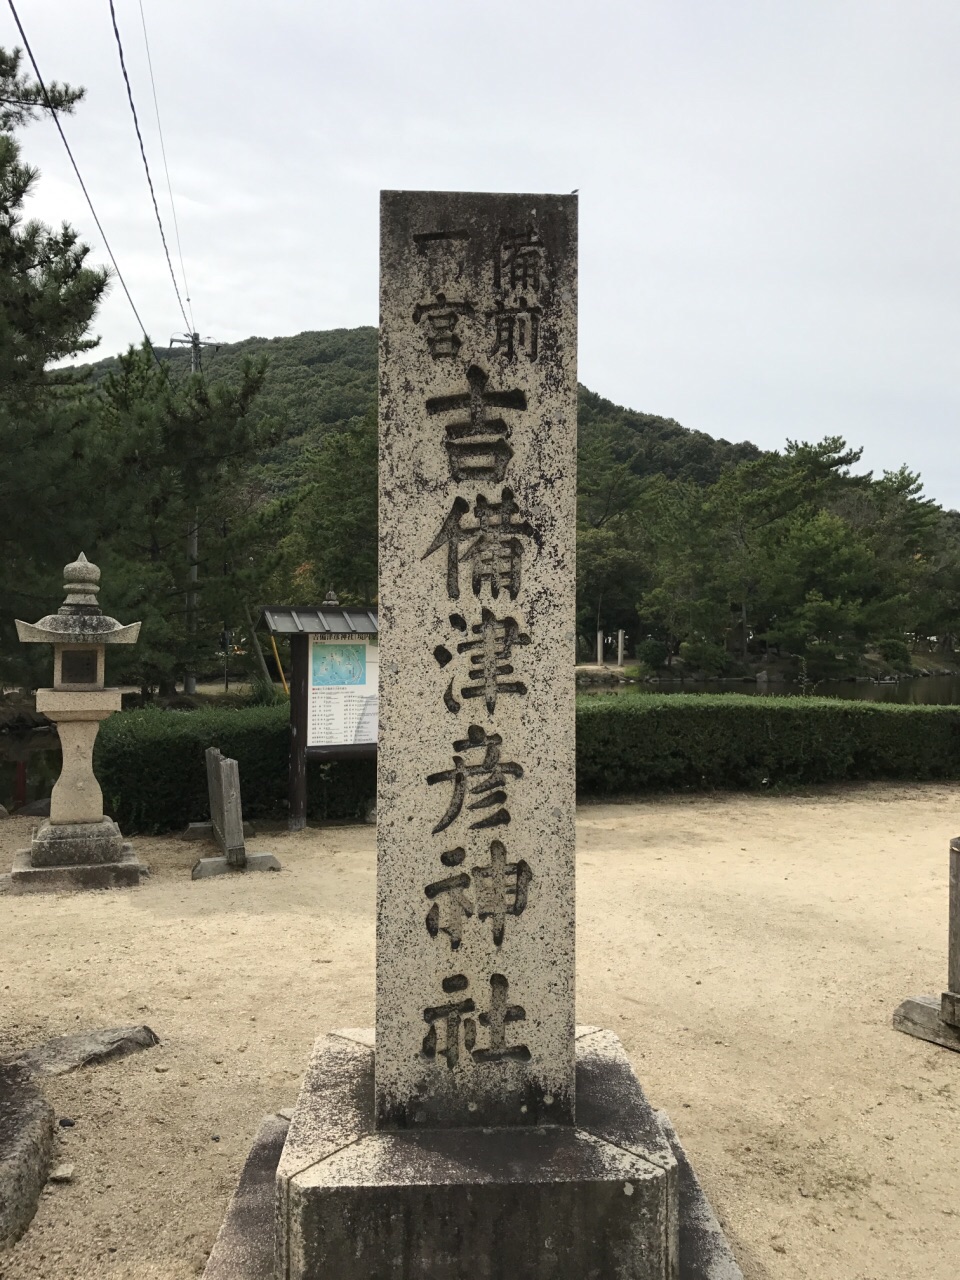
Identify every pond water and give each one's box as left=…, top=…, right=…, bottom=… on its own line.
left=581, top=674, right=960, bottom=705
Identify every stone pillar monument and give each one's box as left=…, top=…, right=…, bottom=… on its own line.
left=203, top=191, right=743, bottom=1280
left=10, top=553, right=143, bottom=892
left=375, top=191, right=578, bottom=1131
left=266, top=193, right=732, bottom=1280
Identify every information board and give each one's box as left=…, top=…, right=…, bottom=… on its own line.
left=307, top=633, right=379, bottom=747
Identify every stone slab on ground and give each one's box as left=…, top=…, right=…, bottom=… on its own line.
left=893, top=994, right=960, bottom=1052
left=16, top=1025, right=159, bottom=1077
left=191, top=854, right=281, bottom=881
left=202, top=1028, right=742, bottom=1280
left=7, top=845, right=143, bottom=893
left=202, top=1113, right=289, bottom=1280
left=0, top=1063, right=54, bottom=1250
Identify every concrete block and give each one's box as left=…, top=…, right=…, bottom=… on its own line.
left=893, top=994, right=960, bottom=1051
left=657, top=1112, right=744, bottom=1280
left=191, top=853, right=281, bottom=881
left=276, top=1027, right=679, bottom=1280
left=8, top=845, right=143, bottom=893
left=203, top=1028, right=742, bottom=1279
left=30, top=817, right=124, bottom=866
left=203, top=1113, right=289, bottom=1280
left=0, top=1063, right=54, bottom=1249
left=940, top=990, right=960, bottom=1028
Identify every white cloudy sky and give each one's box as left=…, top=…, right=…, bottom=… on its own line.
left=9, top=1, right=960, bottom=504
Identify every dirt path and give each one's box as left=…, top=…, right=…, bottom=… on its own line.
left=1, top=783, right=959, bottom=1279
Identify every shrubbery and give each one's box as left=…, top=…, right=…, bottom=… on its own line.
left=94, top=695, right=960, bottom=833
left=95, top=705, right=373, bottom=833
left=876, top=638, right=912, bottom=668
left=577, top=693, right=960, bottom=793
left=634, top=637, right=668, bottom=670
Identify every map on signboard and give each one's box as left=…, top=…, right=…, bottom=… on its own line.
left=312, top=644, right=366, bottom=687
left=308, top=637, right=378, bottom=747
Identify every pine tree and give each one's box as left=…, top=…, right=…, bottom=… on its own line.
left=0, top=47, right=109, bottom=685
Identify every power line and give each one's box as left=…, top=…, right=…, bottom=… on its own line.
left=107, top=0, right=191, bottom=333
left=137, top=0, right=195, bottom=333
left=5, top=0, right=159, bottom=359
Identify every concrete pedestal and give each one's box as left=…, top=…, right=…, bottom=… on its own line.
left=30, top=817, right=124, bottom=865
left=893, top=994, right=960, bottom=1051
left=4, top=815, right=144, bottom=893
left=8, top=844, right=143, bottom=893
left=191, top=853, right=281, bottom=880
left=35, top=688, right=120, bottom=825
left=253, top=1027, right=740, bottom=1280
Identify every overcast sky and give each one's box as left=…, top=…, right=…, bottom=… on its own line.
left=9, top=1, right=960, bottom=504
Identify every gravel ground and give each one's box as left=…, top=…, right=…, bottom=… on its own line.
left=1, top=783, right=959, bottom=1279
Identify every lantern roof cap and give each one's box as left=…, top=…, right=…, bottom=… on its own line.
left=15, top=553, right=141, bottom=646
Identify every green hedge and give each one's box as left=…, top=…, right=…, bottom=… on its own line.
left=577, top=693, right=960, bottom=794
left=95, top=705, right=374, bottom=834
left=94, top=694, right=960, bottom=833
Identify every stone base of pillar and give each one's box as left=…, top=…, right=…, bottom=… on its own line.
left=30, top=817, right=125, bottom=866
left=7, top=845, right=143, bottom=894
left=202, top=1027, right=743, bottom=1280
left=893, top=993, right=960, bottom=1052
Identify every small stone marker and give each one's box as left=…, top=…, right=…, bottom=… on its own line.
left=10, top=555, right=143, bottom=892
left=190, top=747, right=280, bottom=880
left=894, top=834, right=960, bottom=1051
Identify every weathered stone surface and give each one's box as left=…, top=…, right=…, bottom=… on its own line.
left=30, top=817, right=124, bottom=867
left=203, top=1113, right=289, bottom=1280
left=17, top=1025, right=159, bottom=1076
left=8, top=846, right=143, bottom=893
left=893, top=994, right=960, bottom=1051
left=940, top=990, right=960, bottom=1027
left=182, top=820, right=255, bottom=842
left=657, top=1112, right=744, bottom=1280
left=0, top=804, right=9, bottom=820
left=195, top=1048, right=745, bottom=1280
left=277, top=1028, right=677, bottom=1280
left=35, top=692, right=119, bottom=826
left=377, top=190, right=578, bottom=1129
left=191, top=853, right=281, bottom=881
left=205, top=746, right=247, bottom=867
left=0, top=1063, right=54, bottom=1250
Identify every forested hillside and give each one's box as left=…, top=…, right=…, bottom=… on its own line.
left=84, top=327, right=757, bottom=495
left=18, top=323, right=960, bottom=687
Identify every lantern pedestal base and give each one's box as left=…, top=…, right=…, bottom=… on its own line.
left=29, top=817, right=125, bottom=866
left=7, top=844, right=143, bottom=893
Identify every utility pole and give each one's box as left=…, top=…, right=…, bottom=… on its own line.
left=169, top=331, right=220, bottom=696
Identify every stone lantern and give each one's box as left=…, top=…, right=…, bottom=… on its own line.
left=11, top=553, right=144, bottom=891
